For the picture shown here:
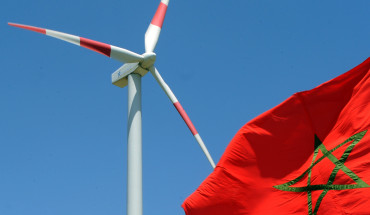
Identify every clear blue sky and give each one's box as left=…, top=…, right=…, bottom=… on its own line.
left=1, top=0, right=369, bottom=214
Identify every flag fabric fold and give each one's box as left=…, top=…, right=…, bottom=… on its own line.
left=182, top=58, right=370, bottom=215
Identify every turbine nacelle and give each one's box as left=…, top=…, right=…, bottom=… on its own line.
left=111, top=52, right=157, bottom=88
left=111, top=63, right=146, bottom=88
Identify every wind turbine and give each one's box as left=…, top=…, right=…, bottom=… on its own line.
left=9, top=0, right=215, bottom=214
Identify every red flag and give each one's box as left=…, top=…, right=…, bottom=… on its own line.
left=182, top=58, right=370, bottom=215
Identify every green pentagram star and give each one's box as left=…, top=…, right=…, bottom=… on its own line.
left=274, top=130, right=369, bottom=215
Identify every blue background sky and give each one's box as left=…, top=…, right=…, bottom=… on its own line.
left=1, top=0, right=370, bottom=214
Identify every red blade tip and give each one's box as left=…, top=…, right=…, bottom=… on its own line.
left=8, top=22, right=46, bottom=34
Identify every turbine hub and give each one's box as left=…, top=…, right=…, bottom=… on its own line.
left=140, top=52, right=156, bottom=69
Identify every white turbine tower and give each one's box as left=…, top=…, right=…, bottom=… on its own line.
left=9, top=0, right=215, bottom=214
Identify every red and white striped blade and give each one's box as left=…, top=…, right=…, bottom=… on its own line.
left=145, top=0, right=169, bottom=53
left=8, top=22, right=143, bottom=63
left=149, top=66, right=216, bottom=168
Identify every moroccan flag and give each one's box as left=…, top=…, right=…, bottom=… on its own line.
left=182, top=58, right=370, bottom=215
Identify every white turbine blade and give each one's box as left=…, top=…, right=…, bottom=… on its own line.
left=145, top=0, right=169, bottom=53
left=149, top=66, right=216, bottom=168
left=8, top=22, right=143, bottom=63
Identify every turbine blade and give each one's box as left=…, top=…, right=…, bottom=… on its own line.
left=149, top=66, right=216, bottom=168
left=8, top=22, right=143, bottom=63
left=145, top=0, right=169, bottom=53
